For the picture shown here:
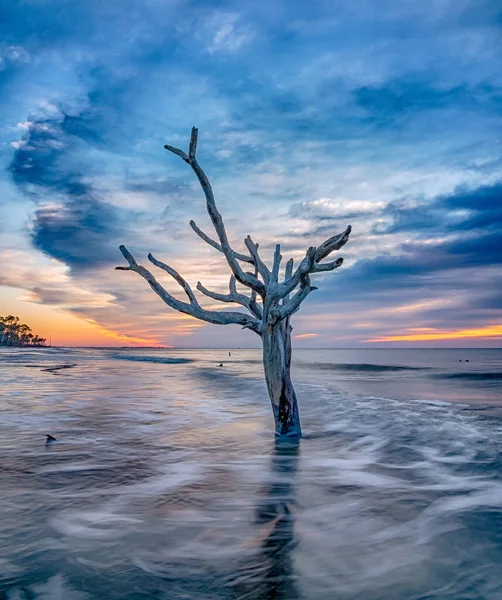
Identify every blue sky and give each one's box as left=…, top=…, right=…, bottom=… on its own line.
left=1, top=0, right=501, bottom=347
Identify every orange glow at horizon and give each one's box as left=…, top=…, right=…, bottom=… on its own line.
left=1, top=289, right=163, bottom=346
left=294, top=333, right=320, bottom=339
left=366, top=324, right=502, bottom=343
left=34, top=312, right=161, bottom=347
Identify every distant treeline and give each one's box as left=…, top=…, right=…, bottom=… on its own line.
left=0, top=315, right=47, bottom=347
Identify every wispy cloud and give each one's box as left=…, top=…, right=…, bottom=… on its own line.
left=0, top=0, right=501, bottom=346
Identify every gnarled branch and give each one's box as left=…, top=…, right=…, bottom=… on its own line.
left=314, top=225, right=352, bottom=262
left=311, top=257, right=344, bottom=273
left=189, top=220, right=253, bottom=264
left=229, top=275, right=263, bottom=319
left=196, top=278, right=263, bottom=320
left=272, top=225, right=351, bottom=301
left=271, top=244, right=282, bottom=283
left=117, top=245, right=261, bottom=334
left=279, top=275, right=318, bottom=320
left=148, top=253, right=197, bottom=304
left=165, top=128, right=265, bottom=296
left=244, top=236, right=270, bottom=286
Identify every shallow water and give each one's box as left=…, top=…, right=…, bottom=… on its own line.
left=1, top=347, right=502, bottom=599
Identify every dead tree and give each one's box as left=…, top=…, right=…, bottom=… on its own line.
left=117, top=128, right=351, bottom=438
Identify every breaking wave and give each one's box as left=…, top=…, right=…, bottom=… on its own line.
left=308, top=362, right=427, bottom=372
left=439, top=372, right=502, bottom=381
left=110, top=354, right=193, bottom=365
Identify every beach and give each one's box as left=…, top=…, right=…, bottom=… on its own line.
left=1, top=347, right=502, bottom=599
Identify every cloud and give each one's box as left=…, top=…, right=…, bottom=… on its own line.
left=0, top=44, right=30, bottom=72
left=8, top=108, right=124, bottom=270
left=378, top=181, right=502, bottom=236
left=294, top=333, right=319, bottom=339
left=289, top=198, right=387, bottom=221
left=207, top=13, right=254, bottom=53
left=1, top=0, right=501, bottom=346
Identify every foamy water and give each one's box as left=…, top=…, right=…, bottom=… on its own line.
left=1, top=347, right=501, bottom=599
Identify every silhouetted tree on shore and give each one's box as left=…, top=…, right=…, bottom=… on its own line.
left=0, top=315, right=46, bottom=347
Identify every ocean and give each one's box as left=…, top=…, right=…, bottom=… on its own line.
left=1, top=347, right=501, bottom=599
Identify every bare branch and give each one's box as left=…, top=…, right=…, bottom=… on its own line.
left=188, top=126, right=198, bottom=161
left=311, top=257, right=344, bottom=273
left=244, top=236, right=270, bottom=285
left=272, top=246, right=316, bottom=300
left=285, top=258, right=294, bottom=279
left=279, top=275, right=318, bottom=320
left=250, top=263, right=259, bottom=307
left=118, top=245, right=261, bottom=333
left=271, top=244, right=282, bottom=283
left=272, top=224, right=351, bottom=301
left=196, top=279, right=263, bottom=320
left=197, top=281, right=234, bottom=303
left=282, top=258, right=294, bottom=304
left=314, top=225, right=352, bottom=262
left=148, top=253, right=197, bottom=305
left=164, top=128, right=265, bottom=295
left=163, top=145, right=189, bottom=163
left=189, top=220, right=253, bottom=264
left=229, top=275, right=237, bottom=295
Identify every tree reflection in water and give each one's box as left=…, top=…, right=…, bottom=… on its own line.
left=230, top=439, right=300, bottom=599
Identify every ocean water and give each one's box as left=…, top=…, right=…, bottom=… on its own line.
left=0, top=347, right=501, bottom=599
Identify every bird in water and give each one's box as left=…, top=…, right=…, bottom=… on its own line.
left=46, top=434, right=57, bottom=443
left=218, top=363, right=223, bottom=367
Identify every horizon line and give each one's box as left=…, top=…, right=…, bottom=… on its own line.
left=5, top=345, right=501, bottom=350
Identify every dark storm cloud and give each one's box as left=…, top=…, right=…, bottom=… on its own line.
left=31, top=199, right=119, bottom=268
left=317, top=231, right=502, bottom=309
left=8, top=107, right=121, bottom=270
left=380, top=182, right=502, bottom=235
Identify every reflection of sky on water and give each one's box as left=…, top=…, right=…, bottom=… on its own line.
left=1, top=347, right=502, bottom=599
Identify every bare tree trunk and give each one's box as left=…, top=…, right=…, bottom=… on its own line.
left=118, top=128, right=352, bottom=440
left=262, top=316, right=301, bottom=438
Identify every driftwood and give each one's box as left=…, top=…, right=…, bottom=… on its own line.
left=117, top=128, right=351, bottom=438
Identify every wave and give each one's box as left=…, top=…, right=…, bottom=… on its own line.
left=110, top=354, right=192, bottom=365
left=307, top=362, right=428, bottom=372
left=439, top=372, right=502, bottom=381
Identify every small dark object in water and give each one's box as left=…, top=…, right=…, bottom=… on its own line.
left=466, top=359, right=469, bottom=362
left=229, top=352, right=231, bottom=356
left=459, top=359, right=462, bottom=362
left=46, top=434, right=57, bottom=442
left=218, top=363, right=223, bottom=367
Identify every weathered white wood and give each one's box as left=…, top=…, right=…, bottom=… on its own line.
left=271, top=244, right=282, bottom=283
left=164, top=128, right=265, bottom=296
left=196, top=280, right=263, bottom=320
left=189, top=220, right=253, bottom=264
left=148, top=253, right=197, bottom=304
left=244, top=236, right=270, bottom=286
left=311, top=257, right=344, bottom=273
left=314, top=225, right=352, bottom=262
left=118, top=128, right=353, bottom=438
left=279, top=276, right=317, bottom=320
left=117, top=246, right=261, bottom=333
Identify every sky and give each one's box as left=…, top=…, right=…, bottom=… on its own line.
left=0, top=0, right=501, bottom=348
